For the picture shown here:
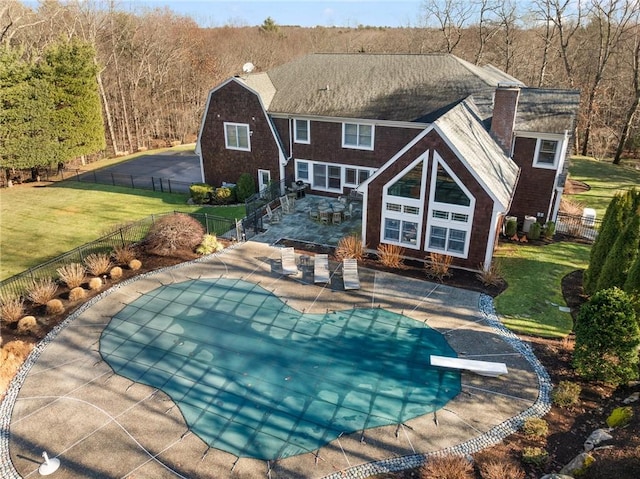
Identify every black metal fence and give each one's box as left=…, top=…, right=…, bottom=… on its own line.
left=555, top=212, right=601, bottom=242
left=72, top=169, right=193, bottom=194
left=0, top=212, right=241, bottom=299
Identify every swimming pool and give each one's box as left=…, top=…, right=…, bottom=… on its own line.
left=100, top=277, right=460, bottom=460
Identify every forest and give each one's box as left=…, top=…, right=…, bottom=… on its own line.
left=3, top=0, right=640, bottom=172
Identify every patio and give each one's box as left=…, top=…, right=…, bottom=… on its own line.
left=252, top=194, right=363, bottom=246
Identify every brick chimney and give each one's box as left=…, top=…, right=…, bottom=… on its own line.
left=490, top=85, right=520, bottom=153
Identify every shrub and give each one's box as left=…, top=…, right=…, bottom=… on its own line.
left=542, top=220, right=556, bottom=238
left=377, top=243, right=404, bottom=268
left=45, top=299, right=64, bottom=315
left=144, top=213, right=205, bottom=256
left=17, top=316, right=38, bottom=334
left=196, top=234, right=224, bottom=255
left=84, top=253, right=113, bottom=276
left=606, top=406, right=634, bottom=428
left=214, top=186, right=235, bottom=204
left=522, top=417, right=548, bottom=438
left=425, top=252, right=453, bottom=281
left=88, top=276, right=103, bottom=291
left=596, top=211, right=640, bottom=292
left=189, top=183, right=213, bottom=204
left=0, top=295, right=25, bottom=324
left=505, top=217, right=518, bottom=236
left=68, top=287, right=86, bottom=302
left=521, top=447, right=548, bottom=467
left=420, top=455, right=474, bottom=479
left=476, top=262, right=503, bottom=287
left=573, top=287, right=640, bottom=385
left=478, top=459, right=525, bottom=479
left=235, top=173, right=256, bottom=202
left=57, top=263, right=86, bottom=288
left=109, top=266, right=123, bottom=279
left=528, top=221, right=541, bottom=240
left=27, top=278, right=58, bottom=305
left=335, top=235, right=366, bottom=261
left=552, top=381, right=582, bottom=408
left=112, top=244, right=137, bottom=265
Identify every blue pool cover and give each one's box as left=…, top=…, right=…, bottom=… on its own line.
left=100, top=278, right=460, bottom=460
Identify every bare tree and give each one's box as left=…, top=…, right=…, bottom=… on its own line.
left=472, top=0, right=500, bottom=65
left=614, top=23, right=640, bottom=164
left=421, top=0, right=474, bottom=54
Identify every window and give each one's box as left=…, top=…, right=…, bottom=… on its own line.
left=342, top=123, right=374, bottom=150
left=345, top=167, right=374, bottom=187
left=294, top=119, right=310, bottom=144
left=224, top=123, right=250, bottom=151
left=534, top=138, right=559, bottom=167
left=388, top=161, right=423, bottom=199
left=296, top=160, right=309, bottom=182
left=425, top=157, right=474, bottom=257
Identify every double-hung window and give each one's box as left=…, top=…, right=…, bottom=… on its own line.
left=527, top=134, right=565, bottom=169
left=342, top=123, right=374, bottom=150
left=294, top=119, right=310, bottom=144
left=344, top=167, right=374, bottom=187
left=426, top=157, right=474, bottom=257
left=224, top=122, right=250, bottom=151
left=295, top=160, right=310, bottom=182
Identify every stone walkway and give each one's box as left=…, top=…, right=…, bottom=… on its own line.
left=0, top=242, right=550, bottom=479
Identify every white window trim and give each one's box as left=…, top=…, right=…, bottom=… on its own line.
left=224, top=122, right=251, bottom=151
left=293, top=119, right=310, bottom=144
left=380, top=155, right=428, bottom=250
left=425, top=155, right=475, bottom=258
left=516, top=132, right=565, bottom=170
left=294, top=159, right=310, bottom=183
left=344, top=166, right=376, bottom=188
left=342, top=122, right=375, bottom=151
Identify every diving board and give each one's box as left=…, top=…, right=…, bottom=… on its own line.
left=430, top=355, right=508, bottom=377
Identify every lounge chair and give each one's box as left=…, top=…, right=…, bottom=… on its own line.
left=265, top=204, right=280, bottom=223
left=342, top=258, right=360, bottom=290
left=314, top=254, right=330, bottom=283
left=430, top=355, right=508, bottom=377
left=332, top=211, right=342, bottom=224
left=280, top=247, right=298, bottom=275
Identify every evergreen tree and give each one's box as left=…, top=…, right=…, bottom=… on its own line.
left=624, top=251, right=640, bottom=297
left=583, top=192, right=629, bottom=294
left=36, top=40, right=105, bottom=163
left=596, top=210, right=640, bottom=291
left=573, top=287, right=640, bottom=385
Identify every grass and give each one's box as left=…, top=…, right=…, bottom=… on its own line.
left=0, top=181, right=245, bottom=280
left=567, top=156, right=640, bottom=218
left=493, top=241, right=591, bottom=338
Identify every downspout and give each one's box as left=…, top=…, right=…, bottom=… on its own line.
left=547, top=130, right=570, bottom=222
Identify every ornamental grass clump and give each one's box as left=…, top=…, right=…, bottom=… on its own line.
left=377, top=243, right=404, bottom=268
left=27, top=278, right=58, bottom=305
left=335, top=234, right=366, bottom=261
left=57, top=263, right=86, bottom=288
left=17, top=316, right=38, bottom=335
left=477, top=459, right=525, bottom=479
left=420, top=455, right=474, bottom=479
left=476, top=262, right=503, bottom=287
left=425, top=252, right=453, bottom=281
left=196, top=234, right=224, bottom=255
left=68, top=287, right=86, bottom=302
left=45, top=299, right=64, bottom=315
left=88, top=277, right=103, bottom=291
left=552, top=381, right=582, bottom=408
left=0, top=295, right=25, bottom=324
left=129, top=259, right=142, bottom=270
left=84, top=253, right=113, bottom=276
left=522, top=417, right=549, bottom=438
left=521, top=447, right=548, bottom=467
left=109, top=266, right=123, bottom=279
left=112, top=244, right=137, bottom=265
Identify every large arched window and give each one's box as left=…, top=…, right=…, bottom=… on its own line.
left=425, top=155, right=474, bottom=257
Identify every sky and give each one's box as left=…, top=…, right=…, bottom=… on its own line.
left=121, top=0, right=425, bottom=28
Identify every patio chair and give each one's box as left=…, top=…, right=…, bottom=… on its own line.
left=313, top=254, right=330, bottom=283
left=332, top=211, right=342, bottom=224
left=309, top=208, right=319, bottom=221
left=342, top=258, right=360, bottom=290
left=279, top=195, right=292, bottom=214
left=280, top=247, right=298, bottom=275
left=430, top=355, right=508, bottom=377
left=265, top=204, right=281, bottom=224
left=319, top=211, right=330, bottom=225
left=343, top=203, right=353, bottom=220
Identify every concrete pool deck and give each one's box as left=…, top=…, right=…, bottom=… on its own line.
left=1, top=241, right=550, bottom=479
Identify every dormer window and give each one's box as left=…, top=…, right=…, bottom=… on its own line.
left=342, top=123, right=374, bottom=150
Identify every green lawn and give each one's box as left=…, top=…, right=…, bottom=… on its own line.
left=493, top=241, right=591, bottom=338
left=0, top=181, right=245, bottom=280
left=567, top=156, right=640, bottom=218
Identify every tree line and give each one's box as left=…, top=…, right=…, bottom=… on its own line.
left=3, top=0, right=640, bottom=173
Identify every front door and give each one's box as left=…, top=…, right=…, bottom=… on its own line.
left=258, top=169, right=271, bottom=193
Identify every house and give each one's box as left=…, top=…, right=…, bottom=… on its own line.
left=196, top=53, right=579, bottom=271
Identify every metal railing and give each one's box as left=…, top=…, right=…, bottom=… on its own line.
left=71, top=169, right=193, bottom=194
left=0, top=212, right=241, bottom=298
left=555, top=212, right=601, bottom=242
